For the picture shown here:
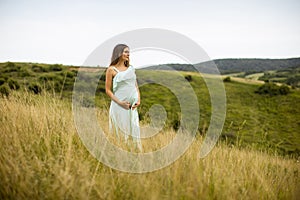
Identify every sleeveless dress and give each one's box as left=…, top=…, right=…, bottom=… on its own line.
left=109, top=65, right=142, bottom=151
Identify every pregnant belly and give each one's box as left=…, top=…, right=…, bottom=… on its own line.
left=115, top=88, right=138, bottom=105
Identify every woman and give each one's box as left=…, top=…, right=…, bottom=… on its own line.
left=105, top=44, right=142, bottom=151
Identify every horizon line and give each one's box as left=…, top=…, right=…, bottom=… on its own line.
left=1, top=56, right=300, bottom=67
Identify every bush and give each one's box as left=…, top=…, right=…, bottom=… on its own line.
left=278, top=85, right=290, bottom=95
left=184, top=75, right=192, bottom=82
left=32, top=65, right=48, bottom=72
left=54, top=81, right=62, bottom=91
left=255, top=83, right=290, bottom=96
left=223, top=76, right=231, bottom=82
left=0, top=74, right=8, bottom=81
left=38, top=74, right=63, bottom=83
left=38, top=74, right=56, bottom=82
left=100, top=70, right=106, bottom=81
left=4, top=62, right=21, bottom=72
left=18, top=68, right=32, bottom=77
left=49, top=64, right=63, bottom=71
left=71, top=69, right=78, bottom=76
left=66, top=71, right=75, bottom=78
left=286, top=76, right=300, bottom=88
left=7, top=79, right=20, bottom=90
left=0, top=84, right=10, bottom=97
left=63, top=81, right=75, bottom=91
left=59, top=71, right=75, bottom=80
left=28, top=83, right=42, bottom=94
left=0, top=78, right=5, bottom=86
left=6, top=62, right=15, bottom=68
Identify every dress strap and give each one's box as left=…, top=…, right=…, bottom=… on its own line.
left=112, top=66, right=119, bottom=73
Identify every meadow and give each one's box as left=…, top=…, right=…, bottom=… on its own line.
left=1, top=62, right=299, bottom=156
left=0, top=62, right=300, bottom=199
left=0, top=91, right=299, bottom=199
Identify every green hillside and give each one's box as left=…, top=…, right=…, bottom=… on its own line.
left=145, top=57, right=300, bottom=75
left=210, top=57, right=300, bottom=74
left=258, top=66, right=300, bottom=88
left=0, top=61, right=299, bottom=157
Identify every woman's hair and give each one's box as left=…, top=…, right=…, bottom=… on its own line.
left=109, top=44, right=130, bottom=67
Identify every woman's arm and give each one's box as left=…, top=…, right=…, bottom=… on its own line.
left=105, top=67, right=130, bottom=110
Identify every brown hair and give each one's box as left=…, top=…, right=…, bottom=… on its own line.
left=109, top=44, right=130, bottom=67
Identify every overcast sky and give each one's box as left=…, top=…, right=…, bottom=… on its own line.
left=0, top=0, right=299, bottom=67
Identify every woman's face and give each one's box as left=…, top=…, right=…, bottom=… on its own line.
left=121, top=47, right=130, bottom=61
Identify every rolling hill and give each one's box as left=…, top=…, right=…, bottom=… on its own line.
left=144, top=57, right=300, bottom=74
left=0, top=60, right=299, bottom=156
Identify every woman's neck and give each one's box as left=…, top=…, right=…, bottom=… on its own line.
left=115, top=61, right=127, bottom=68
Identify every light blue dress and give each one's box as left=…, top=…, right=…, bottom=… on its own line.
left=109, top=65, right=142, bottom=150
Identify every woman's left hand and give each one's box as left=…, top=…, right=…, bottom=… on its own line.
left=131, top=101, right=140, bottom=110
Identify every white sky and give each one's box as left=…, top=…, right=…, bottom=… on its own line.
left=0, top=0, right=299, bottom=67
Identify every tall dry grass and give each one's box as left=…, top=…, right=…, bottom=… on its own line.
left=0, top=91, right=299, bottom=199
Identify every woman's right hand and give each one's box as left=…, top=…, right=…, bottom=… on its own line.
left=119, top=101, right=131, bottom=110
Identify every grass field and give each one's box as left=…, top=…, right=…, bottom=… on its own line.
left=0, top=91, right=299, bottom=199
left=0, top=62, right=300, bottom=156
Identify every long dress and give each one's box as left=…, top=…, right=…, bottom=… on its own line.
left=109, top=65, right=142, bottom=151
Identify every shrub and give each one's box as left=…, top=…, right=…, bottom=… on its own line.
left=38, top=74, right=63, bottom=82
left=66, top=71, right=75, bottom=78
left=7, top=79, right=20, bottom=90
left=0, top=78, right=5, bottom=86
left=19, top=68, right=32, bottom=77
left=38, top=74, right=55, bottom=82
left=278, top=85, right=290, bottom=95
left=0, top=84, right=10, bottom=97
left=32, top=65, right=48, bottom=72
left=171, top=118, right=180, bottom=131
left=54, top=82, right=62, bottom=91
left=49, top=64, right=63, bottom=71
left=28, top=83, right=42, bottom=94
left=59, top=71, right=75, bottom=80
left=0, top=74, right=8, bottom=81
left=71, top=69, right=78, bottom=75
left=286, top=76, right=300, bottom=88
left=223, top=76, right=231, bottom=82
left=100, top=70, right=106, bottom=81
left=4, top=62, right=21, bottom=72
left=62, top=80, right=75, bottom=91
left=184, top=75, right=192, bottom=82
left=6, top=62, right=15, bottom=68
left=255, top=83, right=290, bottom=96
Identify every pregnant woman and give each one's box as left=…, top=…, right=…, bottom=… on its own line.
left=105, top=44, right=142, bottom=151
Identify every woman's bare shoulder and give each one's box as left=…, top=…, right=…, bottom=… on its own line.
left=107, top=66, right=115, bottom=72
